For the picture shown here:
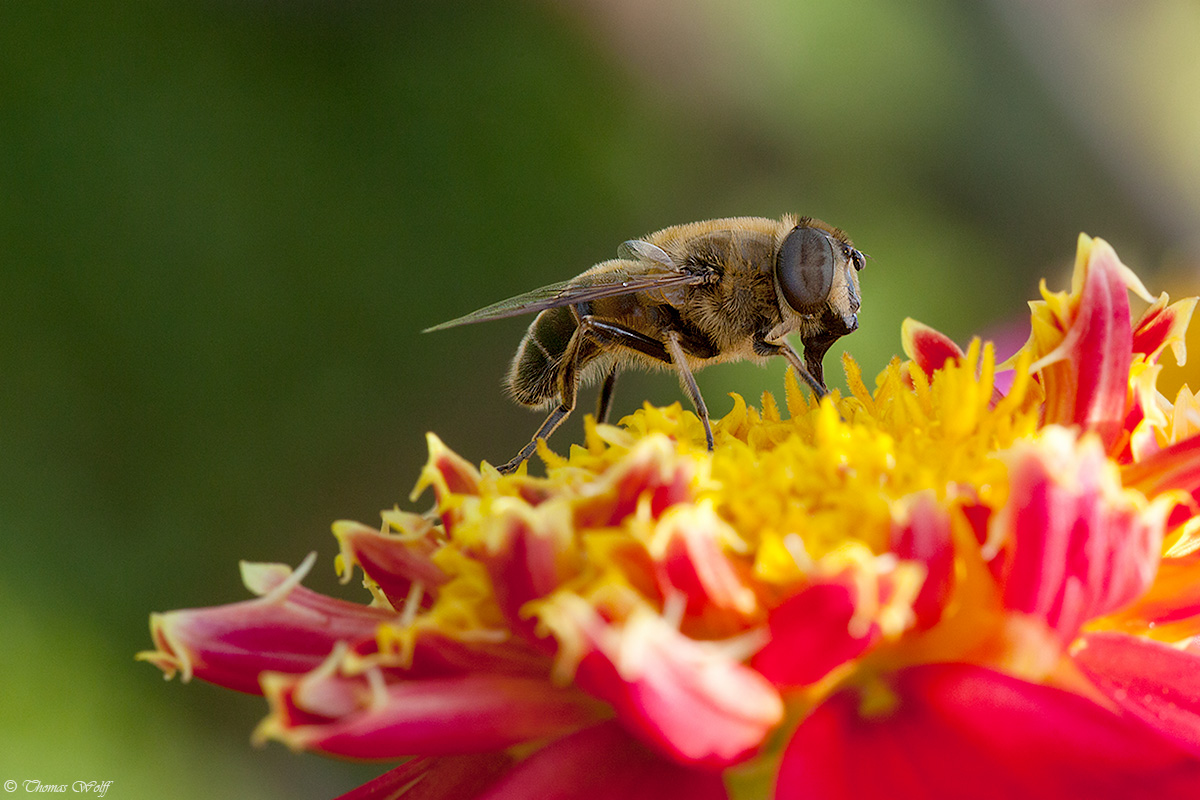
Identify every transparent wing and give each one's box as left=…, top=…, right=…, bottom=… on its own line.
left=617, top=239, right=675, bottom=268
left=423, top=266, right=709, bottom=332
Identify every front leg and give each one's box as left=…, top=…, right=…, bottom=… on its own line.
left=754, top=337, right=827, bottom=398
left=799, top=330, right=838, bottom=389
left=800, top=305, right=859, bottom=389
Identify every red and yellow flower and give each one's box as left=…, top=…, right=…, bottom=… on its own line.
left=141, top=234, right=1200, bottom=799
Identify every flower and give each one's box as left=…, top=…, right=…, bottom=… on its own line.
left=140, top=234, right=1200, bottom=799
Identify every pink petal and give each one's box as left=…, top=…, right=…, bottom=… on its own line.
left=649, top=505, right=758, bottom=635
left=334, top=754, right=514, bottom=800
left=1073, top=631, right=1200, bottom=757
left=546, top=596, right=782, bottom=767
left=778, top=663, right=1200, bottom=800
left=401, top=631, right=552, bottom=680
left=334, top=518, right=449, bottom=609
left=475, top=722, right=729, bottom=800
left=260, top=671, right=604, bottom=759
left=991, top=428, right=1164, bottom=642
left=752, top=581, right=880, bottom=688
left=140, top=559, right=394, bottom=694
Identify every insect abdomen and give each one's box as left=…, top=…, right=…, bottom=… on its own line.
left=506, top=306, right=577, bottom=407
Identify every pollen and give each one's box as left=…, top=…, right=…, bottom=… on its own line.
left=393, top=339, right=1043, bottom=665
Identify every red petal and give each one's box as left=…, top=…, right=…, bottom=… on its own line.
left=778, top=663, right=1200, bottom=800
left=475, top=722, right=729, bottom=800
left=334, top=754, right=513, bottom=800
left=140, top=559, right=393, bottom=694
left=901, top=318, right=965, bottom=376
left=475, top=503, right=580, bottom=646
left=890, top=491, right=955, bottom=629
left=261, top=671, right=603, bottom=759
left=419, top=433, right=481, bottom=496
left=412, top=434, right=482, bottom=533
left=649, top=504, right=758, bottom=635
left=1074, top=631, right=1200, bottom=757
left=334, top=518, right=449, bottom=609
left=752, top=581, right=879, bottom=688
left=1133, top=294, right=1197, bottom=364
left=573, top=436, right=694, bottom=527
left=1124, top=432, right=1200, bottom=503
left=400, top=631, right=552, bottom=680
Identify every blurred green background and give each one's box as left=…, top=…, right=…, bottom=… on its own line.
left=3, top=1, right=1198, bottom=797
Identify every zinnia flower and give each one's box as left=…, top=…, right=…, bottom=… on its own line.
left=141, top=234, right=1200, bottom=799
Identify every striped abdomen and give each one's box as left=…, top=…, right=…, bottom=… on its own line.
left=506, top=305, right=579, bottom=407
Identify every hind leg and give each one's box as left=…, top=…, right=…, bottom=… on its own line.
left=497, top=404, right=572, bottom=473
left=500, top=318, right=672, bottom=474
left=596, top=364, right=619, bottom=424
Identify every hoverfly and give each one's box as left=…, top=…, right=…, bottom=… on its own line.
left=426, top=215, right=864, bottom=473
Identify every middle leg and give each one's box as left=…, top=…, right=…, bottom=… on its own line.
left=663, top=330, right=714, bottom=450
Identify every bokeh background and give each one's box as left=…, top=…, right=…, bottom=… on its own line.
left=3, top=1, right=1199, bottom=797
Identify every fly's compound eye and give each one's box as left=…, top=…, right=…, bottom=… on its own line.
left=776, top=225, right=834, bottom=315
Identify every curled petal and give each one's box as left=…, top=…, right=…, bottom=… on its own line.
left=1124, top=432, right=1200, bottom=507
left=1167, top=388, right=1200, bottom=447
left=991, top=427, right=1166, bottom=642
left=416, top=433, right=481, bottom=497
left=138, top=555, right=394, bottom=694
left=258, top=665, right=604, bottom=759
left=778, top=664, right=1200, bottom=800
left=475, top=721, right=729, bottom=800
left=1124, top=359, right=1173, bottom=463
left=539, top=594, right=781, bottom=767
left=1074, top=631, right=1200, bottom=758
left=1020, top=236, right=1149, bottom=450
left=334, top=518, right=448, bottom=609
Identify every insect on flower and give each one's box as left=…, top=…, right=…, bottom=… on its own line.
left=425, top=215, right=865, bottom=473
left=141, top=233, right=1200, bottom=800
